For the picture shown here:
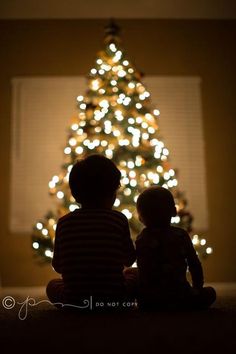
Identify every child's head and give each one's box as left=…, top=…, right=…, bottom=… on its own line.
left=137, top=186, right=177, bottom=227
left=69, top=154, right=121, bottom=208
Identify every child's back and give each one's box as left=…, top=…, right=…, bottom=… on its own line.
left=47, top=154, right=136, bottom=307
left=136, top=186, right=216, bottom=310
left=53, top=207, right=135, bottom=302
left=136, top=225, right=203, bottom=297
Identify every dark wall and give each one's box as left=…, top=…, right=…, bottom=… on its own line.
left=0, top=19, right=235, bottom=285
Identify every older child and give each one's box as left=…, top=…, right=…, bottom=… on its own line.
left=135, top=186, right=216, bottom=310
left=47, top=154, right=136, bottom=308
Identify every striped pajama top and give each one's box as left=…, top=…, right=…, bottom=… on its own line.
left=52, top=208, right=136, bottom=299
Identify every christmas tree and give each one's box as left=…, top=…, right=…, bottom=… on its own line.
left=32, top=21, right=212, bottom=263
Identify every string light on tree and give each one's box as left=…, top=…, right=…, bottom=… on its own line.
left=32, top=20, right=212, bottom=262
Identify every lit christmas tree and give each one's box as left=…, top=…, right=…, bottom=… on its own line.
left=32, top=21, right=212, bottom=263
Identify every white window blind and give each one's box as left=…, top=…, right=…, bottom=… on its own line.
left=10, top=76, right=208, bottom=233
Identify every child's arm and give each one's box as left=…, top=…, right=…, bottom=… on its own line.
left=122, top=218, right=136, bottom=267
left=184, top=231, right=204, bottom=289
left=52, top=221, right=62, bottom=274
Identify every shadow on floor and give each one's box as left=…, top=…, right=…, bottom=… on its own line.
left=0, top=284, right=236, bottom=353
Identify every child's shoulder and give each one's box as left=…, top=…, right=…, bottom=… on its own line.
left=58, top=208, right=128, bottom=224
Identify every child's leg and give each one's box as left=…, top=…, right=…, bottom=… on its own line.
left=192, top=286, right=217, bottom=309
left=46, top=278, right=66, bottom=307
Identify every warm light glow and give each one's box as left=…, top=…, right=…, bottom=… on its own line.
left=75, top=146, right=83, bottom=154
left=206, top=247, right=213, bottom=254
left=36, top=222, right=43, bottom=230
left=57, top=191, right=64, bottom=199
left=42, top=228, right=48, bottom=236
left=153, top=109, right=160, bottom=116
left=33, top=242, right=39, bottom=249
left=45, top=250, right=53, bottom=258
left=122, top=209, right=132, bottom=219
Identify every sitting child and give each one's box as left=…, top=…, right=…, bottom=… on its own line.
left=135, top=186, right=216, bottom=310
left=46, top=154, right=136, bottom=309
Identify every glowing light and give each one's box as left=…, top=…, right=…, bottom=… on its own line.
left=69, top=204, right=80, bottom=212
left=96, top=58, right=102, bottom=64
left=141, top=122, right=148, bottom=129
left=153, top=174, right=160, bottom=184
left=33, top=242, right=39, bottom=249
left=42, top=228, right=48, bottom=236
left=69, top=138, right=77, bottom=146
left=122, top=177, right=130, bottom=185
left=123, top=60, right=129, bottom=66
left=101, top=140, right=108, bottom=147
left=127, top=161, right=135, bottom=169
left=64, top=147, right=71, bottom=155
left=71, top=123, right=79, bottom=131
left=169, top=169, right=175, bottom=176
left=142, top=133, right=149, bottom=140
left=111, top=80, right=117, bottom=86
left=109, top=43, right=117, bottom=52
left=77, top=95, right=83, bottom=102
left=122, top=209, right=132, bottom=219
left=128, top=118, right=135, bottom=124
left=171, top=216, right=180, bottom=224
left=192, top=235, right=199, bottom=245
left=95, top=127, right=102, bottom=133
left=129, top=171, right=136, bottom=178
left=163, top=148, right=169, bottom=156
left=57, top=191, right=64, bottom=199
left=105, top=149, right=113, bottom=158
left=80, top=103, right=86, bottom=110
left=98, top=69, right=105, bottom=75
left=172, top=179, right=178, bottom=186
left=164, top=172, right=170, bottom=180
left=148, top=127, right=155, bottom=134
left=114, top=199, right=120, bottom=207
left=128, top=82, right=135, bottom=89
left=49, top=181, right=55, bottom=188
left=75, top=146, right=83, bottom=154
left=157, top=166, right=163, bottom=173
left=124, top=188, right=132, bottom=196
left=91, top=68, right=97, bottom=74
left=200, top=239, right=206, bottom=245
left=136, top=117, right=142, bottom=124
left=130, top=180, right=137, bottom=187
left=91, top=79, right=100, bottom=91
left=128, top=68, right=134, bottom=73
left=36, top=222, right=43, bottom=230
left=136, top=103, right=142, bottom=109
left=123, top=97, right=131, bottom=106
left=113, top=130, right=121, bottom=137
left=206, top=247, right=213, bottom=254
left=45, top=250, right=53, bottom=258
left=99, top=99, right=109, bottom=108
left=118, top=70, right=126, bottom=78
left=153, top=109, right=160, bottom=116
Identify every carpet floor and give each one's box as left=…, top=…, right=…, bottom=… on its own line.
left=0, top=283, right=236, bottom=354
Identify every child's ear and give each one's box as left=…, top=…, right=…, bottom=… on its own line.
left=172, top=206, right=177, bottom=217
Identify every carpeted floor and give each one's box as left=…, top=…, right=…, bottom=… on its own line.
left=1, top=283, right=236, bottom=354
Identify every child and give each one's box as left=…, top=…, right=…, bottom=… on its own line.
left=135, top=186, right=216, bottom=310
left=46, top=154, right=136, bottom=309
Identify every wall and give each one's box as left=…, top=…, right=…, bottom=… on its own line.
left=0, top=19, right=235, bottom=286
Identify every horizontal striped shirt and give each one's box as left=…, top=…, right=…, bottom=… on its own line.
left=52, top=208, right=136, bottom=299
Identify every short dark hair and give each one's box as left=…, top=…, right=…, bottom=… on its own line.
left=69, top=154, right=121, bottom=204
left=137, top=186, right=177, bottom=227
